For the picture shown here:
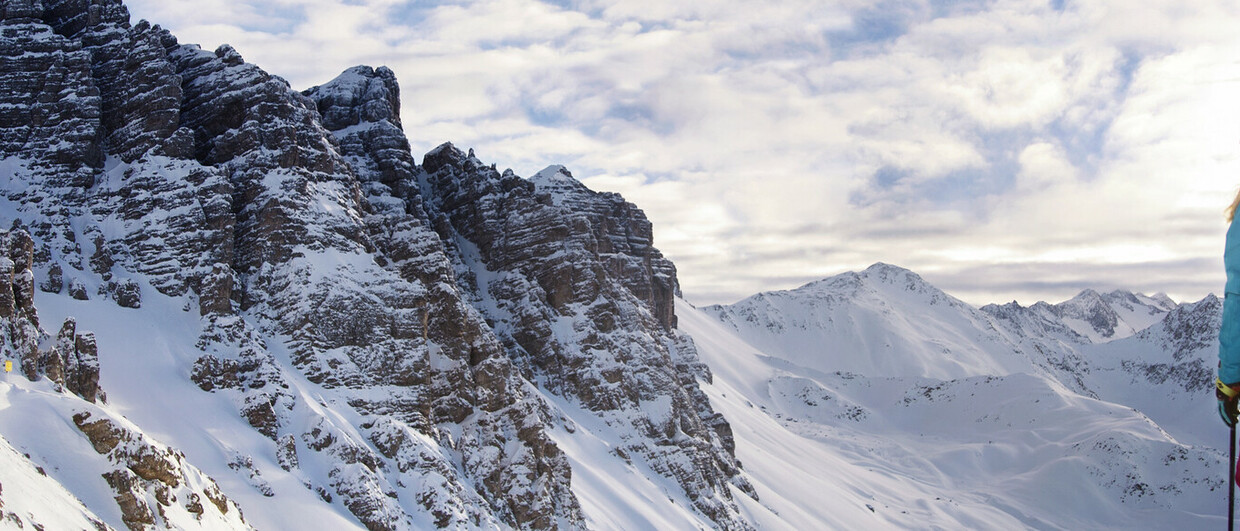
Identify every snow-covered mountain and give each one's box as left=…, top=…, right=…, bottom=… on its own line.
left=703, top=263, right=1043, bottom=380
left=698, top=265, right=1224, bottom=528
left=981, top=288, right=1177, bottom=345
left=0, top=1, right=1229, bottom=530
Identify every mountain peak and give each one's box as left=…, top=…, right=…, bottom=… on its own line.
left=1135, top=293, right=1221, bottom=362
left=421, top=141, right=466, bottom=173
left=529, top=164, right=577, bottom=188
left=706, top=263, right=1034, bottom=380
left=1062, top=288, right=1112, bottom=309
left=788, top=263, right=941, bottom=301
left=532, top=164, right=571, bottom=180
left=1150, top=292, right=1178, bottom=308
left=979, top=300, right=1024, bottom=317
left=860, top=262, right=930, bottom=284
left=304, top=65, right=402, bottom=131
left=863, top=261, right=910, bottom=274
left=858, top=262, right=949, bottom=297
left=214, top=43, right=244, bottom=65
left=529, top=164, right=590, bottom=203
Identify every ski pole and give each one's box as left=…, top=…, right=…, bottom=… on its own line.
left=1231, top=424, right=1235, bottom=531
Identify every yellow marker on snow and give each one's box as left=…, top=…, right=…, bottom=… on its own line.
left=4, top=360, right=11, bottom=372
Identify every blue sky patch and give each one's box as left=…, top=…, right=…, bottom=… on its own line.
left=233, top=3, right=305, bottom=34
left=826, top=0, right=920, bottom=56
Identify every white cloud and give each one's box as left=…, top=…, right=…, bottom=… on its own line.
left=947, top=47, right=1076, bottom=129
left=1016, top=141, right=1079, bottom=191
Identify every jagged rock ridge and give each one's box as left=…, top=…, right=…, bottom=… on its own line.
left=411, top=143, right=754, bottom=527
left=981, top=288, right=1176, bottom=344
left=304, top=64, right=753, bottom=527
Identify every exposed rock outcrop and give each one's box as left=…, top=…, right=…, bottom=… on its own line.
left=417, top=144, right=754, bottom=527
left=0, top=228, right=43, bottom=381
left=1121, top=294, right=1219, bottom=392
left=41, top=317, right=103, bottom=402
left=304, top=65, right=584, bottom=529
left=73, top=410, right=252, bottom=530
left=0, top=0, right=102, bottom=190
left=0, top=228, right=102, bottom=402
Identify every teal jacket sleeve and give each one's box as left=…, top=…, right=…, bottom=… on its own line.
left=1220, top=217, right=1240, bottom=383
left=1228, top=217, right=1240, bottom=296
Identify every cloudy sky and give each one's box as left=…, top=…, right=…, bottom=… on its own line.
left=125, top=0, right=1240, bottom=306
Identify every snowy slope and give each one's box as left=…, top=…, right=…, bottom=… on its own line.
left=0, top=370, right=254, bottom=531
left=681, top=297, right=1227, bottom=529
left=13, top=282, right=372, bottom=530
left=0, top=424, right=112, bottom=530
left=1071, top=294, right=1219, bottom=448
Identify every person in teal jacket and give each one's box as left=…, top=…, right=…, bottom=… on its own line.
left=1218, top=192, right=1240, bottom=425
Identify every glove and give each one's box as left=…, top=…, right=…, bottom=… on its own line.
left=1217, top=377, right=1240, bottom=427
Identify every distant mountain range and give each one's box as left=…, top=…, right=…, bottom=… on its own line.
left=693, top=262, right=1222, bottom=528
left=0, top=2, right=1228, bottom=530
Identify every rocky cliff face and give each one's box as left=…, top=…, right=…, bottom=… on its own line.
left=411, top=145, right=753, bottom=528
left=303, top=65, right=753, bottom=528
left=0, top=1, right=748, bottom=528
left=1124, top=294, right=1218, bottom=391
left=0, top=227, right=102, bottom=403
